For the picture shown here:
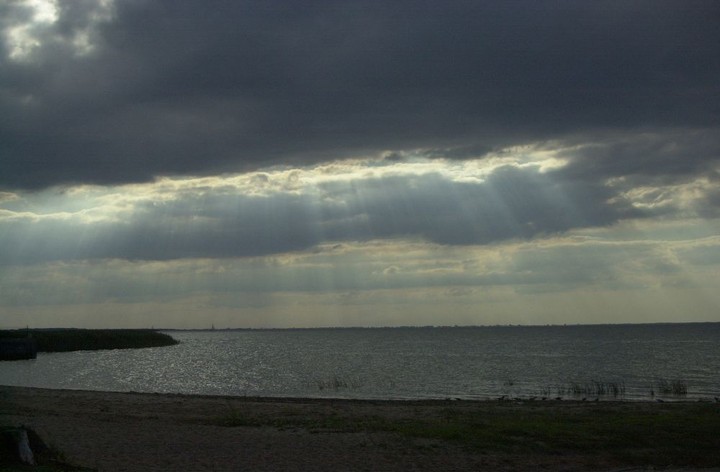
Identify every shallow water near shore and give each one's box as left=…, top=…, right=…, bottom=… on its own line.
left=1, top=323, right=719, bottom=401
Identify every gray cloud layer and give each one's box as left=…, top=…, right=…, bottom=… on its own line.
left=0, top=163, right=641, bottom=264
left=2, top=0, right=719, bottom=189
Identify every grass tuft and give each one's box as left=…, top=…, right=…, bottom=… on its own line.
left=313, top=374, right=363, bottom=391
left=542, top=380, right=625, bottom=398
left=656, top=379, right=688, bottom=396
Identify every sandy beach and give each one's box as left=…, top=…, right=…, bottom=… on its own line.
left=1, top=385, right=718, bottom=472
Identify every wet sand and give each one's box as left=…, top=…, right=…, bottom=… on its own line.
left=0, top=385, right=717, bottom=471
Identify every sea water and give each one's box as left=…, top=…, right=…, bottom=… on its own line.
left=1, top=323, right=719, bottom=401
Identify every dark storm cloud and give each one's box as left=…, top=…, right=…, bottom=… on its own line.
left=554, top=129, right=720, bottom=184
left=1, top=0, right=719, bottom=189
left=0, top=164, right=639, bottom=264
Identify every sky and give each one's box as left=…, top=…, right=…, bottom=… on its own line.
left=1, top=0, right=719, bottom=328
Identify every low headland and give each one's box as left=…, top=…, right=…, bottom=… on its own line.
left=1, top=385, right=719, bottom=471
left=0, top=329, right=178, bottom=359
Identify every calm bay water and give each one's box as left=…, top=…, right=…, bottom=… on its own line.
left=1, top=324, right=719, bottom=401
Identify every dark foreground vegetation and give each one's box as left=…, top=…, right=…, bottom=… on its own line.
left=0, top=329, right=177, bottom=354
left=219, top=399, right=720, bottom=468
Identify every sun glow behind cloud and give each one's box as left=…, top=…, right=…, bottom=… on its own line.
left=2, top=0, right=114, bottom=61
left=0, top=153, right=558, bottom=224
left=3, top=0, right=59, bottom=60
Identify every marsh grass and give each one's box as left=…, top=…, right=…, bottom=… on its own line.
left=216, top=402, right=720, bottom=467
left=569, top=381, right=626, bottom=397
left=656, top=379, right=688, bottom=396
left=541, top=380, right=626, bottom=398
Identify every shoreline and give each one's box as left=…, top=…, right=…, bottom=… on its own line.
left=2, top=385, right=719, bottom=471
left=0, top=381, right=713, bottom=403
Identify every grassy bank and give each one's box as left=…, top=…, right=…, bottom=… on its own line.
left=219, top=400, right=720, bottom=468
left=0, top=329, right=177, bottom=353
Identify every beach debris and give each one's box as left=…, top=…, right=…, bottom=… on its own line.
left=2, top=427, right=36, bottom=465
left=17, top=428, right=35, bottom=465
